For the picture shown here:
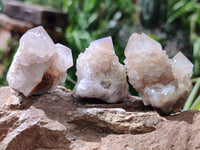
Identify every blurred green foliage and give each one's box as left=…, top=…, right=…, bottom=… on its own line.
left=166, top=0, right=200, bottom=77
left=140, top=0, right=161, bottom=27
left=165, top=0, right=200, bottom=110
left=0, top=0, right=5, bottom=12
left=0, top=39, right=18, bottom=86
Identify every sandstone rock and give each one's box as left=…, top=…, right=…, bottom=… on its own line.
left=0, top=108, right=70, bottom=150
left=73, top=37, right=129, bottom=103
left=0, top=13, right=66, bottom=43
left=124, top=33, right=193, bottom=114
left=0, top=88, right=71, bottom=150
left=3, top=1, right=68, bottom=29
left=6, top=26, right=73, bottom=97
left=0, top=14, right=33, bottom=34
left=68, top=108, right=164, bottom=134
left=1, top=86, right=200, bottom=150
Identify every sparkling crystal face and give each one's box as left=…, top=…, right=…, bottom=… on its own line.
left=73, top=37, right=129, bottom=103
left=6, top=26, right=73, bottom=97
left=124, top=33, right=193, bottom=113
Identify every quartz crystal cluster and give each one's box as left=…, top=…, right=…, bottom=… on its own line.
left=73, top=37, right=129, bottom=103
left=7, top=26, right=73, bottom=97
left=124, top=33, right=193, bottom=113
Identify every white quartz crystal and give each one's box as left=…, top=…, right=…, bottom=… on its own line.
left=124, top=33, right=193, bottom=113
left=73, top=37, right=129, bottom=103
left=7, top=26, right=73, bottom=97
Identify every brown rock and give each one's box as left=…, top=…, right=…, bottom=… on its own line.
left=0, top=86, right=200, bottom=150
left=0, top=108, right=70, bottom=150
left=3, top=1, right=67, bottom=29
left=68, top=108, right=164, bottom=134
left=0, top=14, right=33, bottom=34
left=0, top=87, right=70, bottom=150
left=0, top=14, right=66, bottom=43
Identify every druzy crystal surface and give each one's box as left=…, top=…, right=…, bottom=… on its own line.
left=124, top=33, right=193, bottom=113
left=73, top=37, right=129, bottom=103
left=7, top=26, right=73, bottom=97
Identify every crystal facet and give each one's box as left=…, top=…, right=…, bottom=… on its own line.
left=73, top=37, right=129, bottom=103
left=124, top=33, right=193, bottom=113
left=7, top=26, right=73, bottom=97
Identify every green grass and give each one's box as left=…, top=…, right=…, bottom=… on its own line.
left=183, top=78, right=200, bottom=110
left=166, top=0, right=200, bottom=110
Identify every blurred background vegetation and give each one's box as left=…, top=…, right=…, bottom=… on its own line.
left=0, top=0, right=199, bottom=110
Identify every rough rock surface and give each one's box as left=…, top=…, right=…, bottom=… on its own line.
left=6, top=26, right=73, bottom=97
left=73, top=37, right=129, bottom=103
left=1, top=86, right=200, bottom=150
left=124, top=33, right=193, bottom=114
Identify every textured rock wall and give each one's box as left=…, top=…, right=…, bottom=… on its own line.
left=0, top=86, right=200, bottom=150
